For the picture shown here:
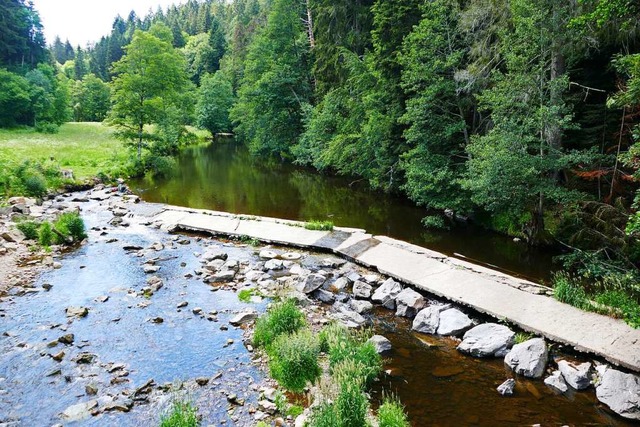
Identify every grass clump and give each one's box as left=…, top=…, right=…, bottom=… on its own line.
left=238, top=288, right=260, bottom=303
left=595, top=290, right=640, bottom=328
left=53, top=212, right=87, bottom=243
left=378, top=396, right=410, bottom=427
left=38, top=221, right=54, bottom=247
left=268, top=329, right=321, bottom=393
left=553, top=273, right=590, bottom=310
left=325, top=326, right=382, bottom=387
left=514, top=332, right=534, bottom=344
left=16, top=220, right=39, bottom=240
left=253, top=299, right=306, bottom=348
left=159, top=401, right=198, bottom=427
left=304, top=220, right=334, bottom=231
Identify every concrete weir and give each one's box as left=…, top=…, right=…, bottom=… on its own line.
left=151, top=205, right=640, bottom=373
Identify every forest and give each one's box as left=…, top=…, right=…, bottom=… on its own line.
left=1, top=0, right=640, bottom=317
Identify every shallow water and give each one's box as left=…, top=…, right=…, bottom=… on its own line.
left=130, top=141, right=556, bottom=282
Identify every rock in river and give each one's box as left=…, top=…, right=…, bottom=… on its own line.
left=412, top=306, right=441, bottom=334
left=60, top=400, right=98, bottom=422
left=557, top=360, right=591, bottom=390
left=230, top=310, right=258, bottom=326
left=352, top=281, right=373, bottom=299
left=368, top=335, right=392, bottom=354
left=436, top=308, right=473, bottom=336
left=504, top=338, right=548, bottom=378
left=544, top=370, right=568, bottom=393
left=395, top=288, right=426, bottom=318
left=65, top=306, right=89, bottom=318
left=371, top=278, right=402, bottom=310
left=457, top=323, right=515, bottom=358
left=497, top=378, right=516, bottom=396
left=595, top=365, right=640, bottom=420
left=297, top=273, right=326, bottom=294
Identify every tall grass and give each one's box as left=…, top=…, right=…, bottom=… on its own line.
left=378, top=397, right=410, bottom=427
left=159, top=401, right=198, bottom=427
left=268, top=329, right=321, bottom=392
left=253, top=299, right=306, bottom=348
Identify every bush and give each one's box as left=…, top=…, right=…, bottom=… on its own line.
left=253, top=299, right=306, bottom=348
left=309, top=403, right=339, bottom=427
left=268, top=329, right=321, bottom=392
left=421, top=215, right=448, bottom=230
left=159, top=401, right=198, bottom=427
left=595, top=290, right=640, bottom=328
left=22, top=173, right=48, bottom=198
left=53, top=212, right=87, bottom=243
left=35, top=122, right=60, bottom=134
left=16, top=221, right=39, bottom=240
left=378, top=397, right=410, bottom=427
left=326, top=326, right=381, bottom=387
left=38, top=221, right=53, bottom=247
left=336, top=380, right=368, bottom=427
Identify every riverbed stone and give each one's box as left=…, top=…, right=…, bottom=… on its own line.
left=371, top=278, right=403, bottom=309
left=412, top=306, right=441, bottom=334
left=436, top=308, right=473, bottom=336
left=313, top=289, right=335, bottom=304
left=264, top=259, right=284, bottom=271
left=595, top=365, right=640, bottom=420
left=205, top=259, right=225, bottom=272
left=350, top=299, right=373, bottom=314
left=352, top=281, right=372, bottom=299
left=331, top=277, right=349, bottom=291
left=143, top=264, right=160, bottom=274
left=60, top=399, right=98, bottom=422
left=259, top=249, right=278, bottom=260
left=332, top=302, right=367, bottom=327
left=230, top=310, right=258, bottom=326
left=203, top=248, right=228, bottom=261
left=395, top=288, right=426, bottom=317
left=558, top=360, right=592, bottom=390
left=66, top=306, right=89, bottom=318
left=504, top=338, right=548, bottom=378
left=297, top=273, right=327, bottom=294
left=497, top=378, right=516, bottom=396
left=544, top=370, right=568, bottom=393
left=457, top=323, right=515, bottom=358
left=211, top=270, right=236, bottom=282
left=368, top=335, right=392, bottom=354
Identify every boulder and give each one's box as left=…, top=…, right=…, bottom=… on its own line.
left=60, top=400, right=98, bottom=422
left=412, top=306, right=441, bottom=334
left=1, top=230, right=24, bottom=243
left=371, top=278, right=403, bottom=309
left=595, top=365, right=640, bottom=420
left=297, top=273, right=327, bottom=294
left=497, top=378, right=516, bottom=396
left=368, top=335, right=392, bottom=354
left=264, top=259, right=284, bottom=271
left=205, top=259, right=225, bottom=272
left=259, top=250, right=278, bottom=260
left=211, top=270, right=236, bottom=282
left=436, top=308, right=473, bottom=336
left=350, top=299, right=373, bottom=314
left=395, top=288, right=426, bottom=317
left=352, top=281, right=373, bottom=299
left=313, top=289, right=335, bottom=304
left=558, top=360, right=592, bottom=390
left=331, top=277, right=349, bottom=291
left=504, top=338, right=548, bottom=378
left=544, top=370, right=568, bottom=393
left=203, top=249, right=228, bottom=262
left=333, top=302, right=367, bottom=328
left=457, top=323, right=515, bottom=358
left=230, top=311, right=258, bottom=326
left=66, top=306, right=89, bottom=318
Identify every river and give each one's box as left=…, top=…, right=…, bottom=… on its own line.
left=130, top=141, right=557, bottom=282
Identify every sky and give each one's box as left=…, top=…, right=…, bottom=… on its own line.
left=32, top=0, right=187, bottom=48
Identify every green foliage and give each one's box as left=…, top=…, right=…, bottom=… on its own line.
left=0, top=159, right=60, bottom=198
left=0, top=69, right=32, bottom=127
left=16, top=221, right=39, bottom=240
left=335, top=380, right=369, bottom=427
left=53, top=212, right=87, bottom=243
left=268, top=328, right=321, bottom=392
left=237, top=288, right=261, bottom=303
left=38, top=221, right=53, bottom=247
left=304, top=220, right=334, bottom=231
left=253, top=299, right=306, bottom=348
left=514, top=332, right=535, bottom=344
left=324, top=324, right=382, bottom=387
left=553, top=273, right=590, bottom=310
left=196, top=72, right=234, bottom=136
left=159, top=401, right=198, bottom=427
left=308, top=403, right=340, bottom=427
left=378, top=397, right=410, bottom=427
left=72, top=74, right=111, bottom=122
left=595, top=290, right=640, bottom=328
left=421, top=215, right=448, bottom=230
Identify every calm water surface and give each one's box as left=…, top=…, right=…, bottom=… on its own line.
left=131, top=142, right=557, bottom=282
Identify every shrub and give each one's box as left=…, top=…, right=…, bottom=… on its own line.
left=553, top=273, right=589, bottom=310
left=309, top=403, right=339, bottom=427
left=319, top=322, right=350, bottom=353
left=35, top=122, right=60, bottom=134
left=16, top=221, right=39, bottom=240
left=595, top=290, right=640, bottom=328
left=253, top=299, right=306, bottom=348
left=22, top=173, right=48, bottom=198
left=421, top=215, right=448, bottom=230
left=326, top=327, right=381, bottom=387
left=335, top=380, right=369, bottom=427
left=159, top=401, right=198, bottom=427
left=54, top=212, right=86, bottom=243
left=38, top=221, right=54, bottom=247
left=268, top=329, right=321, bottom=392
left=304, top=220, right=334, bottom=231
left=378, top=397, right=410, bottom=427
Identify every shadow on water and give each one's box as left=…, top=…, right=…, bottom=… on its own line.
left=130, top=141, right=557, bottom=282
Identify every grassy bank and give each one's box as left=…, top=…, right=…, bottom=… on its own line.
left=0, top=122, right=127, bottom=180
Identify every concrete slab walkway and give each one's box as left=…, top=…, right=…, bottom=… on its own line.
left=148, top=205, right=640, bottom=372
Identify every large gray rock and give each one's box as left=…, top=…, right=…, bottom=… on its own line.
left=371, top=278, right=403, bottom=309
left=60, top=400, right=98, bottom=422
left=352, top=281, right=373, bottom=299
left=332, top=302, right=367, bottom=328
left=230, top=311, right=258, bottom=326
left=395, top=288, right=426, bottom=317
left=202, top=248, right=228, bottom=262
left=436, top=308, right=473, bottom=336
left=595, top=365, right=640, bottom=420
left=544, top=370, right=568, bottom=393
left=313, top=289, right=335, bottom=304
left=368, top=335, right=392, bottom=354
left=504, top=338, right=548, bottom=378
left=350, top=299, right=373, bottom=314
left=558, top=360, right=592, bottom=390
left=457, top=323, right=515, bottom=358
left=298, top=273, right=327, bottom=294
left=412, top=306, right=441, bottom=334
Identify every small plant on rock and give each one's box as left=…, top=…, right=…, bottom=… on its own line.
left=304, top=220, right=334, bottom=231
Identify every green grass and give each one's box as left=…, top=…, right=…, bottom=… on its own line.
left=253, top=299, right=306, bottom=348
left=268, top=328, right=322, bottom=393
left=159, top=401, right=198, bottom=427
left=304, top=220, right=334, bottom=231
left=0, top=123, right=127, bottom=180
left=514, top=332, right=535, bottom=344
left=378, top=397, right=410, bottom=427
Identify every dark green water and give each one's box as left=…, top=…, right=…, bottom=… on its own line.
left=130, top=141, right=556, bottom=282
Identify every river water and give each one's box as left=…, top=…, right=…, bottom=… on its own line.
left=130, top=141, right=556, bottom=282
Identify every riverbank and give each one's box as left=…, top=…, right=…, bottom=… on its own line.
left=1, top=187, right=639, bottom=424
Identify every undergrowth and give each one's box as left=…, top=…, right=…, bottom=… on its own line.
left=159, top=401, right=198, bottom=427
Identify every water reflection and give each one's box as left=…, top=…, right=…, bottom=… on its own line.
left=130, top=141, right=556, bottom=281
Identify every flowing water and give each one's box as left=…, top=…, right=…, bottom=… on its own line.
left=130, top=141, right=557, bottom=282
